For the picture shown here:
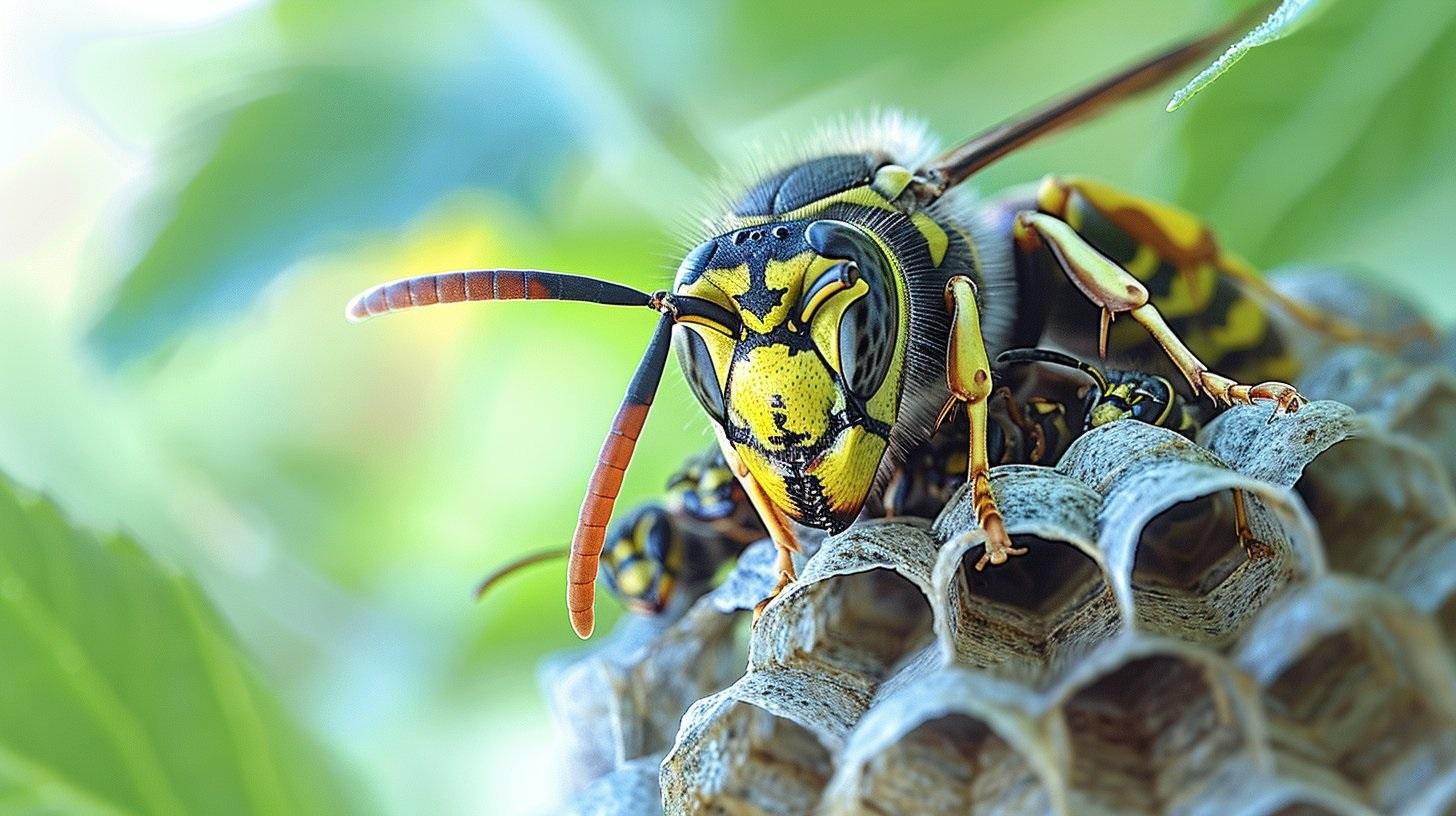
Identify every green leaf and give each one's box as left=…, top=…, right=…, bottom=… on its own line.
left=1173, top=0, right=1456, bottom=319
left=0, top=475, right=369, bottom=815
left=1167, top=0, right=1328, bottom=111
left=90, top=12, right=586, bottom=365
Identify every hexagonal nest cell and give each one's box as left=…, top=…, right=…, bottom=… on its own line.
left=1129, top=488, right=1295, bottom=645
left=1262, top=629, right=1449, bottom=811
left=773, top=566, right=935, bottom=683
left=1293, top=434, right=1456, bottom=582
left=1059, top=651, right=1253, bottom=815
left=834, top=713, right=1052, bottom=816
left=951, top=535, right=1120, bottom=687
left=663, top=698, right=833, bottom=815
left=548, top=312, right=1456, bottom=815
left=1239, top=579, right=1456, bottom=814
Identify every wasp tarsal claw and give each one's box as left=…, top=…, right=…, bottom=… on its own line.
left=1196, top=372, right=1305, bottom=414
left=753, top=567, right=796, bottom=622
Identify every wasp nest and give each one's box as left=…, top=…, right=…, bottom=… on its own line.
left=546, top=271, right=1456, bottom=816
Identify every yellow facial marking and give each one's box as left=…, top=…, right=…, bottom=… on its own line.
left=806, top=425, right=886, bottom=515
left=680, top=324, right=736, bottom=392
left=1090, top=384, right=1137, bottom=427
left=702, top=254, right=830, bottom=335
left=807, top=278, right=869, bottom=376
left=631, top=514, right=656, bottom=548
left=698, top=466, right=733, bottom=494
left=612, top=540, right=636, bottom=563
left=727, top=344, right=840, bottom=454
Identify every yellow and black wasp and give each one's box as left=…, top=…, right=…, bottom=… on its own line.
left=474, top=446, right=761, bottom=615
left=474, top=348, right=1230, bottom=621
left=348, top=7, right=1400, bottom=637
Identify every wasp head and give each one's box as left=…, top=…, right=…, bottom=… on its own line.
left=670, top=216, right=906, bottom=533
left=664, top=447, right=743, bottom=521
left=598, top=505, right=682, bottom=614
left=1086, top=371, right=1176, bottom=430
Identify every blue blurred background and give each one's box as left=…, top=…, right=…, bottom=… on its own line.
left=2, top=0, right=1452, bottom=813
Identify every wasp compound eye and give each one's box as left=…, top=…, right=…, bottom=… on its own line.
left=675, top=327, right=727, bottom=423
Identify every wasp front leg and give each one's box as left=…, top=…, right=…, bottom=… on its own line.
left=713, top=427, right=800, bottom=620
left=944, top=276, right=1025, bottom=570
left=1013, top=209, right=1305, bottom=414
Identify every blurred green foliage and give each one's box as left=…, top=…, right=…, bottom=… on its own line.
left=0, top=478, right=363, bottom=815
left=2, top=0, right=1453, bottom=813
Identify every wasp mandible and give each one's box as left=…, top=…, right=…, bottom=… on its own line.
left=349, top=7, right=1392, bottom=637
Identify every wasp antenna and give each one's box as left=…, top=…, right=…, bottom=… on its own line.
left=997, top=347, right=1111, bottom=393
left=345, top=269, right=654, bottom=322
left=473, top=547, right=570, bottom=601
left=917, top=2, right=1275, bottom=197
left=567, top=313, right=674, bottom=639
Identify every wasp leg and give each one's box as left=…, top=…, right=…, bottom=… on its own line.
left=713, top=427, right=800, bottom=621
left=1014, top=211, right=1305, bottom=413
left=1034, top=176, right=1433, bottom=353
left=946, top=276, right=1026, bottom=570
left=1232, top=489, right=1274, bottom=560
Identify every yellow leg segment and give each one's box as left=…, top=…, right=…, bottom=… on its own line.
left=945, top=276, right=1025, bottom=570
left=714, top=427, right=799, bottom=620
left=1014, top=210, right=1305, bottom=414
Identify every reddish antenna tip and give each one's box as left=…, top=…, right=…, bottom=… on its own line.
left=345, top=286, right=386, bottom=322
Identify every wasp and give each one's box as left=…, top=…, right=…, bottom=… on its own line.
left=348, top=8, right=1400, bottom=637
left=474, top=446, right=760, bottom=615
left=475, top=349, right=1244, bottom=619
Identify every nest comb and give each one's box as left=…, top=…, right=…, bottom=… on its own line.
left=541, top=271, right=1456, bottom=816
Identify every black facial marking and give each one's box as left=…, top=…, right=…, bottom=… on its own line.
left=767, top=410, right=811, bottom=448
left=733, top=285, right=786, bottom=320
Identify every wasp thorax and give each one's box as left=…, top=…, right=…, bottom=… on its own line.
left=671, top=217, right=906, bottom=532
